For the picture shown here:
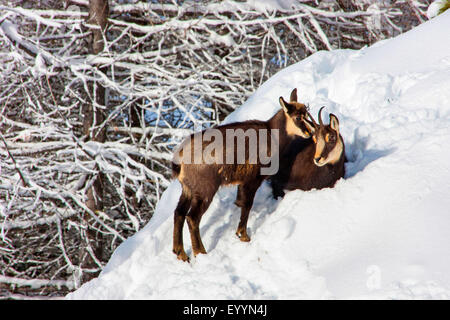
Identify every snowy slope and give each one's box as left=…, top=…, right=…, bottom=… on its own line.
left=67, top=11, right=450, bottom=299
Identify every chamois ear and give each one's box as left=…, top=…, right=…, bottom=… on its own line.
left=290, top=88, right=298, bottom=102
left=329, top=113, right=339, bottom=133
left=279, top=97, right=293, bottom=113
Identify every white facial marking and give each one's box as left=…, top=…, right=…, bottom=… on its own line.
left=314, top=136, right=343, bottom=167
left=285, top=114, right=309, bottom=138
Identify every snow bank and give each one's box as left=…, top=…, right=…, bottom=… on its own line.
left=67, top=11, right=450, bottom=299
left=427, top=0, right=450, bottom=19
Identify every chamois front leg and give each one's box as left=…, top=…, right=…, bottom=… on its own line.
left=235, top=179, right=263, bottom=242
left=269, top=177, right=286, bottom=199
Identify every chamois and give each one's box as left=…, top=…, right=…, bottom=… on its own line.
left=270, top=107, right=345, bottom=199
left=172, top=88, right=313, bottom=262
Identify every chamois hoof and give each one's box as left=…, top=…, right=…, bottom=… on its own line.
left=236, top=231, right=251, bottom=242
left=193, top=248, right=207, bottom=257
left=177, top=253, right=190, bottom=262
left=174, top=249, right=190, bottom=263
left=273, top=191, right=285, bottom=200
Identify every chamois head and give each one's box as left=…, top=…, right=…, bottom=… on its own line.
left=306, top=107, right=344, bottom=167
left=278, top=88, right=313, bottom=139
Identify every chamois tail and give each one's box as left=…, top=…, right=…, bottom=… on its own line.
left=172, top=162, right=181, bottom=179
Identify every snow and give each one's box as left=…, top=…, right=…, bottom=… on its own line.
left=247, top=0, right=300, bottom=13
left=67, top=11, right=450, bottom=300
left=427, top=0, right=449, bottom=19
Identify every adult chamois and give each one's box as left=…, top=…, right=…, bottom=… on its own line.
left=270, top=107, right=345, bottom=199
left=172, top=88, right=313, bottom=262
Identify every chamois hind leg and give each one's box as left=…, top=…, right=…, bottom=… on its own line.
left=235, top=178, right=264, bottom=242
left=173, top=191, right=191, bottom=262
left=186, top=194, right=214, bottom=257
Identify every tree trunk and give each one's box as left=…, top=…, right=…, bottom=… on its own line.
left=85, top=0, right=109, bottom=213
left=83, top=0, right=109, bottom=271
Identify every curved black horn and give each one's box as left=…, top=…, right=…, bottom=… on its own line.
left=318, top=106, right=325, bottom=126
left=306, top=111, right=318, bottom=129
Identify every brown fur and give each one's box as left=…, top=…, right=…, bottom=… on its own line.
left=270, top=110, right=345, bottom=198
left=172, top=88, right=312, bottom=262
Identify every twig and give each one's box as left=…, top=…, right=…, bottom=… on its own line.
left=0, top=133, right=29, bottom=187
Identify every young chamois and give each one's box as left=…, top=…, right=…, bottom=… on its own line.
left=270, top=107, right=345, bottom=199
left=172, top=88, right=313, bottom=262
